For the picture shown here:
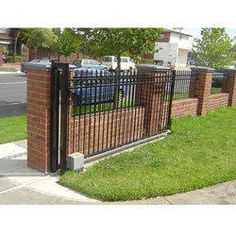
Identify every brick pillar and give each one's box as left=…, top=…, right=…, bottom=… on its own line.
left=27, top=67, right=52, bottom=172
left=191, top=67, right=215, bottom=116
left=136, top=66, right=169, bottom=135
left=221, top=69, right=236, bottom=106
left=0, top=45, right=3, bottom=66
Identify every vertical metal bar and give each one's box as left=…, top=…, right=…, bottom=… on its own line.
left=59, top=63, right=69, bottom=175
left=50, top=61, right=59, bottom=172
left=167, top=69, right=176, bottom=130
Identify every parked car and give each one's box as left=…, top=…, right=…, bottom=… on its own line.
left=102, top=56, right=136, bottom=71
left=72, top=68, right=130, bottom=106
left=21, top=59, right=76, bottom=73
left=73, top=59, right=108, bottom=70
left=21, top=59, right=51, bottom=73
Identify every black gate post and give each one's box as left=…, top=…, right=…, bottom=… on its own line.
left=167, top=69, right=176, bottom=129
left=59, top=63, right=69, bottom=175
left=50, top=61, right=60, bottom=172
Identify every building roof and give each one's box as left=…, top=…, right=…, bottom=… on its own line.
left=0, top=33, right=13, bottom=42
left=163, top=28, right=193, bottom=37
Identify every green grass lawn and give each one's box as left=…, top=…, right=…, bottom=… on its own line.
left=60, top=106, right=236, bottom=201
left=211, top=87, right=222, bottom=94
left=0, top=67, right=17, bottom=72
left=0, top=116, right=26, bottom=144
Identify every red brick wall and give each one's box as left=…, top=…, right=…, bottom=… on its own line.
left=28, top=47, right=93, bottom=63
left=27, top=70, right=51, bottom=172
left=171, top=98, right=198, bottom=118
left=208, top=93, right=229, bottom=111
left=68, top=107, right=145, bottom=156
left=158, top=32, right=171, bottom=42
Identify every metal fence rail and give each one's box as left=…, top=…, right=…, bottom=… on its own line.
left=211, top=72, right=224, bottom=94
left=173, top=70, right=196, bottom=100
left=67, top=69, right=174, bottom=158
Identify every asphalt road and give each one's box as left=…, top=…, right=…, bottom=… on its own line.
left=0, top=72, right=26, bottom=117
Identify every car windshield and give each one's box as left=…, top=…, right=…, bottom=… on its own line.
left=74, top=60, right=82, bottom=67
left=30, top=59, right=41, bottom=63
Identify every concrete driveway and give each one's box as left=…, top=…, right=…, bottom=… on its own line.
left=0, top=140, right=235, bottom=204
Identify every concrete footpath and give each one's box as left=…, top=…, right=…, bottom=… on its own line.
left=0, top=140, right=235, bottom=204
left=0, top=140, right=98, bottom=204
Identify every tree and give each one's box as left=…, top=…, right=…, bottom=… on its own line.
left=80, top=28, right=162, bottom=71
left=11, top=28, right=21, bottom=58
left=51, top=28, right=81, bottom=60
left=26, top=28, right=58, bottom=49
left=193, top=28, right=236, bottom=69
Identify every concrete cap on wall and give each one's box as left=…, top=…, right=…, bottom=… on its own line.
left=27, top=64, right=51, bottom=71
left=26, top=63, right=76, bottom=72
left=136, top=64, right=171, bottom=71
left=217, top=68, right=236, bottom=73
left=190, top=66, right=215, bottom=73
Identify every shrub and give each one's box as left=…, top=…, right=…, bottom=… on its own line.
left=14, top=55, right=22, bottom=62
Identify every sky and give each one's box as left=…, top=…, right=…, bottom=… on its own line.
left=184, top=28, right=236, bottom=39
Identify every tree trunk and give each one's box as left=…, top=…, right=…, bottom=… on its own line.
left=13, top=30, right=20, bottom=60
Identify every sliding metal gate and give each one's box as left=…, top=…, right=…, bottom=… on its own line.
left=50, top=61, right=175, bottom=174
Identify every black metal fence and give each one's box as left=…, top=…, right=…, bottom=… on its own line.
left=211, top=72, right=224, bottom=94
left=173, top=70, right=196, bottom=100
left=67, top=69, right=174, bottom=158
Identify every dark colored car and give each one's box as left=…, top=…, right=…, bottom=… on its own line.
left=212, top=72, right=224, bottom=88
left=71, top=68, right=129, bottom=106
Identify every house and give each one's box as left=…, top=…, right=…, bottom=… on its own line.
left=0, top=28, right=14, bottom=53
left=145, top=28, right=193, bottom=69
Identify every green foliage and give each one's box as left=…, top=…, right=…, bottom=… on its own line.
left=26, top=28, right=58, bottom=49
left=193, top=28, right=236, bottom=69
left=5, top=55, right=22, bottom=62
left=14, top=55, right=22, bottom=62
left=19, top=28, right=36, bottom=45
left=80, top=28, right=162, bottom=69
left=2, top=47, right=8, bottom=54
left=51, top=28, right=81, bottom=58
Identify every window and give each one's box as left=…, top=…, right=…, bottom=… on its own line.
left=74, top=60, right=82, bottom=67
left=0, top=28, right=8, bottom=33
left=121, top=58, right=128, bottom=63
left=93, top=60, right=101, bottom=65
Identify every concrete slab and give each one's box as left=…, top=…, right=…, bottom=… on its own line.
left=26, top=175, right=99, bottom=203
left=165, top=180, right=236, bottom=205
left=113, top=196, right=171, bottom=205
left=0, top=179, right=18, bottom=192
left=0, top=142, right=42, bottom=176
left=0, top=187, right=86, bottom=205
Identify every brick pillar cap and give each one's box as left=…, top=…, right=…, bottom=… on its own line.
left=26, top=62, right=76, bottom=72
left=191, top=66, right=215, bottom=73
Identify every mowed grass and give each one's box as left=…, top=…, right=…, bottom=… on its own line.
left=60, top=107, right=236, bottom=201
left=0, top=67, right=17, bottom=72
left=0, top=116, right=27, bottom=144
